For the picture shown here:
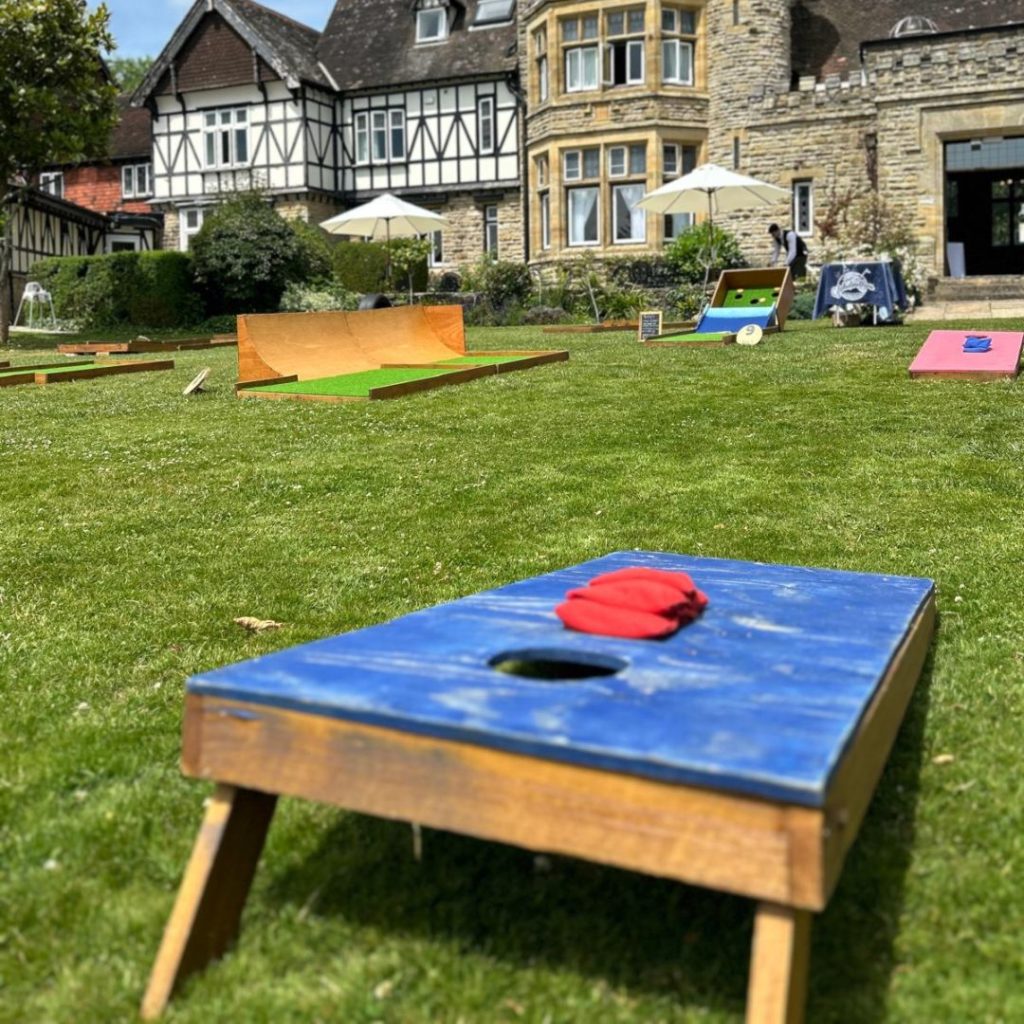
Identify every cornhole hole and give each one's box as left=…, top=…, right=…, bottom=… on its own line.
left=649, top=267, right=795, bottom=347
left=141, top=551, right=935, bottom=1024
left=234, top=306, right=567, bottom=403
left=58, top=336, right=236, bottom=355
left=909, top=330, right=1024, bottom=379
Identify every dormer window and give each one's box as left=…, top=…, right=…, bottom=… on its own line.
left=417, top=4, right=448, bottom=43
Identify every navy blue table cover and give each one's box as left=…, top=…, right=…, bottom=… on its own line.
left=190, top=552, right=933, bottom=808
left=812, top=261, right=909, bottom=321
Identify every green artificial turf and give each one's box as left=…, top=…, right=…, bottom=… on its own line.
left=0, top=361, right=101, bottom=379
left=249, top=367, right=456, bottom=397
left=2, top=320, right=1024, bottom=1023
left=722, top=288, right=778, bottom=308
left=657, top=332, right=732, bottom=343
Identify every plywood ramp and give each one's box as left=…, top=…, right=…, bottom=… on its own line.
left=237, top=306, right=466, bottom=384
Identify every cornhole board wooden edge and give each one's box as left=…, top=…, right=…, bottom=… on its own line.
left=908, top=330, right=1024, bottom=380
left=140, top=588, right=935, bottom=1022
left=34, top=360, right=174, bottom=385
left=0, top=361, right=8, bottom=369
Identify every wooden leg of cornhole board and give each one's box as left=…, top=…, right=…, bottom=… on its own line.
left=140, top=784, right=277, bottom=1019
left=746, top=903, right=812, bottom=1024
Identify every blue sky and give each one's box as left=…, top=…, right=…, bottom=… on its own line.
left=94, top=0, right=336, bottom=59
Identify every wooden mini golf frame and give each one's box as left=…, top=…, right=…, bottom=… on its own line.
left=232, top=306, right=568, bottom=403
left=59, top=336, right=235, bottom=355
left=0, top=359, right=174, bottom=388
left=141, top=592, right=934, bottom=1023
left=647, top=268, right=795, bottom=348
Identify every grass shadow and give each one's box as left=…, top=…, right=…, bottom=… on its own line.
left=258, top=654, right=935, bottom=1021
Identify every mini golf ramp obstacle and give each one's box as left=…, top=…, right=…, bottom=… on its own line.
left=647, top=267, right=795, bottom=347
left=909, top=330, right=1024, bottom=380
left=236, top=305, right=568, bottom=403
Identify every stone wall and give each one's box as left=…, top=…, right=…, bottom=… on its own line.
left=432, top=192, right=525, bottom=271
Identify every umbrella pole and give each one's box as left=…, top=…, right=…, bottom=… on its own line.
left=702, top=190, right=714, bottom=294
left=385, top=219, right=392, bottom=292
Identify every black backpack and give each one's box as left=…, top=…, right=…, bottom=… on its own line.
left=792, top=232, right=809, bottom=258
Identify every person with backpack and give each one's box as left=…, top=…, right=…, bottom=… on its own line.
left=768, top=223, right=808, bottom=279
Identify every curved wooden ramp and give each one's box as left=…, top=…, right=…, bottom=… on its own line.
left=237, top=306, right=466, bottom=384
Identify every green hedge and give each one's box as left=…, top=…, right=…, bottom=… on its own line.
left=332, top=240, right=428, bottom=293
left=30, top=251, right=203, bottom=329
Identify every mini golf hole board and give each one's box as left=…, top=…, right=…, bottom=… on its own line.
left=142, top=551, right=935, bottom=1023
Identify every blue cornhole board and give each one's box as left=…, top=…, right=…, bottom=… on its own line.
left=191, top=551, right=934, bottom=808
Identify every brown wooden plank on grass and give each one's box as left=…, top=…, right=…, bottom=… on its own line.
left=34, top=360, right=174, bottom=384
left=234, top=374, right=298, bottom=391
left=182, top=693, right=828, bottom=909
left=367, top=364, right=494, bottom=400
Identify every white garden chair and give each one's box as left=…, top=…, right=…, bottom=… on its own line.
left=14, top=282, right=57, bottom=330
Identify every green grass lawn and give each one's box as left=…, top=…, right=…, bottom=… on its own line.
left=2, top=319, right=1023, bottom=1023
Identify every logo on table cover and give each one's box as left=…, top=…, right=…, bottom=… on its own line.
left=831, top=268, right=875, bottom=303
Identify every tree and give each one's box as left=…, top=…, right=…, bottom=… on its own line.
left=108, top=56, right=153, bottom=94
left=0, top=0, right=118, bottom=343
left=190, top=193, right=306, bottom=314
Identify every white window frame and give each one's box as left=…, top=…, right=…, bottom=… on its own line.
left=478, top=97, right=495, bottom=154
left=540, top=191, right=551, bottom=250
left=567, top=186, right=600, bottom=246
left=389, top=109, right=406, bottom=161
left=371, top=111, right=388, bottom=163
left=428, top=229, right=444, bottom=266
left=354, top=112, right=370, bottom=164
left=416, top=7, right=448, bottom=43
left=627, top=39, right=645, bottom=84
left=565, top=45, right=600, bottom=92
left=179, top=207, right=206, bottom=252
left=564, top=149, right=582, bottom=181
left=664, top=212, right=694, bottom=241
left=203, top=108, right=249, bottom=169
left=608, top=146, right=627, bottom=178
left=793, top=179, right=814, bottom=236
left=662, top=39, right=694, bottom=85
left=484, top=204, right=499, bottom=255
left=121, top=163, right=152, bottom=199
left=39, top=172, right=64, bottom=198
left=663, top=143, right=680, bottom=177
left=613, top=183, right=646, bottom=244
left=538, top=54, right=549, bottom=102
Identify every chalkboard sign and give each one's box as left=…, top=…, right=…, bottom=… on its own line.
left=637, top=310, right=663, bottom=342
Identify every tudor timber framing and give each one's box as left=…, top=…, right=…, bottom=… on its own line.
left=341, top=79, right=520, bottom=196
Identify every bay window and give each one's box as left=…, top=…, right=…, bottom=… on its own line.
left=613, top=184, right=646, bottom=243
left=662, top=7, right=697, bottom=85
left=203, top=108, right=249, bottom=168
left=605, top=8, right=645, bottom=86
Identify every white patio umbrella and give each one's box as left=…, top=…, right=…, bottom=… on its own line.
left=639, top=163, right=788, bottom=287
left=321, top=193, right=447, bottom=287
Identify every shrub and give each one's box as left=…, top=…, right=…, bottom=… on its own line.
left=279, top=281, right=359, bottom=312
left=190, top=192, right=305, bottom=314
left=30, top=251, right=200, bottom=329
left=290, top=219, right=335, bottom=285
left=130, top=251, right=203, bottom=326
left=521, top=304, right=570, bottom=325
left=606, top=256, right=677, bottom=288
left=663, top=283, right=706, bottom=320
left=665, top=223, right=746, bottom=283
left=462, top=255, right=533, bottom=309
left=332, top=240, right=389, bottom=293
left=787, top=289, right=818, bottom=321
left=389, top=237, right=430, bottom=294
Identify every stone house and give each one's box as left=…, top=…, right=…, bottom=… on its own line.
left=45, top=0, right=1018, bottom=285
left=131, top=0, right=521, bottom=267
